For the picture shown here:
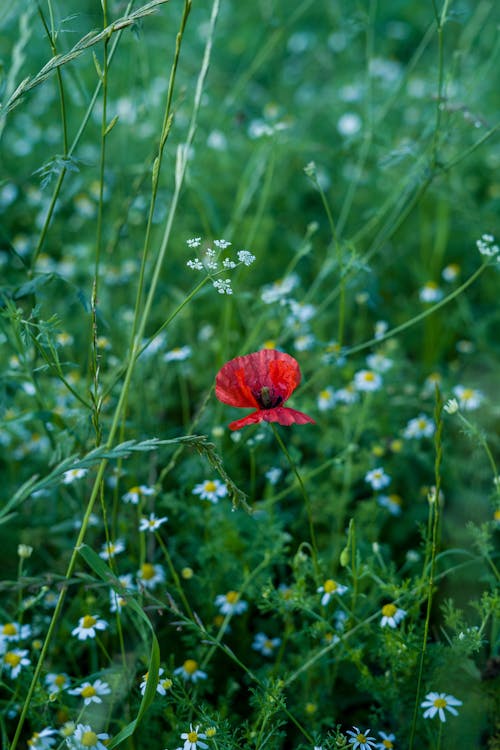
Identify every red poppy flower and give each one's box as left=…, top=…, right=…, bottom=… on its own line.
left=215, top=349, right=315, bottom=431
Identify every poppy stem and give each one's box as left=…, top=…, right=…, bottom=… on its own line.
left=270, top=424, right=319, bottom=576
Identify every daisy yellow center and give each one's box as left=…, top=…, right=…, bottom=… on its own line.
left=320, top=390, right=331, bottom=399
left=461, top=389, right=474, bottom=400
left=28, top=734, right=40, bottom=746
left=323, top=579, right=338, bottom=593
left=382, top=604, right=397, bottom=617
left=5, top=652, right=21, bottom=667
left=82, top=615, right=96, bottom=629
left=2, top=623, right=17, bottom=636
left=264, top=639, right=274, bottom=650
left=433, top=697, right=447, bottom=708
left=204, top=481, right=217, bottom=492
left=81, top=685, right=96, bottom=698
left=183, top=659, right=198, bottom=674
left=187, top=731, right=199, bottom=742
left=417, top=419, right=427, bottom=428
left=129, top=486, right=141, bottom=495
left=161, top=678, right=173, bottom=690
left=55, top=674, right=66, bottom=687
left=382, top=741, right=393, bottom=749
left=225, top=590, right=239, bottom=604
left=389, top=494, right=402, bottom=506
left=81, top=730, right=98, bottom=747
left=494, top=510, right=500, bottom=522
left=364, top=372, right=375, bottom=381
left=426, top=282, right=438, bottom=290
left=356, top=733, right=367, bottom=742
left=141, top=563, right=155, bottom=580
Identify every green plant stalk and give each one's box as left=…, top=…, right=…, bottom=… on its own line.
left=30, top=0, right=137, bottom=271
left=408, top=389, right=444, bottom=750
left=9, top=0, right=206, bottom=744
left=271, top=423, right=319, bottom=576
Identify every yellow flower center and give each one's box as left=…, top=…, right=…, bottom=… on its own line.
left=461, top=388, right=474, bottom=400
left=5, top=652, right=21, bottom=667
left=2, top=623, right=17, bottom=636
left=204, top=481, right=217, bottom=493
left=320, top=390, right=331, bottom=400
left=183, top=659, right=198, bottom=675
left=128, top=486, right=141, bottom=495
left=305, top=702, right=317, bottom=715
left=55, top=674, right=67, bottom=687
left=356, top=734, right=367, bottom=742
left=161, top=678, right=173, bottom=690
left=323, top=579, right=338, bottom=593
left=82, top=615, right=96, bottom=629
left=434, top=697, right=447, bottom=708
left=81, top=730, right=98, bottom=747
left=206, top=727, right=217, bottom=737
left=187, top=731, right=199, bottom=742
left=225, top=590, right=239, bottom=604
left=382, top=741, right=393, bottom=749
left=364, top=372, right=375, bottom=381
left=382, top=604, right=397, bottom=617
left=494, top=509, right=500, bottom=522
left=81, top=685, right=96, bottom=698
left=388, top=494, right=402, bottom=506
left=264, top=639, right=274, bottom=650
left=141, top=563, right=155, bottom=580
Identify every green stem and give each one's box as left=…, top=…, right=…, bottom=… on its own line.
left=270, top=424, right=318, bottom=576
left=408, top=389, right=444, bottom=750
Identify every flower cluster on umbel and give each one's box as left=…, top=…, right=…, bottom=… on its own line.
left=215, top=349, right=315, bottom=431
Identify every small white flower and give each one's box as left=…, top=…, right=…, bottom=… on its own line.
left=3, top=648, right=30, bottom=678
left=215, top=591, right=248, bottom=615
left=179, top=723, right=208, bottom=750
left=365, top=467, right=391, bottom=490
left=421, top=691, right=462, bottom=722
left=26, top=727, right=57, bottom=750
left=377, top=494, right=402, bottom=515
left=99, top=539, right=125, bottom=560
left=380, top=603, right=407, bottom=628
left=137, top=562, right=166, bottom=590
left=354, top=369, right=382, bottom=392
left=186, top=237, right=201, bottom=248
left=139, top=513, right=168, bottom=532
left=335, top=385, right=359, bottom=404
left=45, top=672, right=70, bottom=694
left=237, top=249, right=256, bottom=266
left=403, top=414, right=435, bottom=439
left=109, top=573, right=135, bottom=613
left=419, top=281, right=443, bottom=303
left=252, top=632, right=282, bottom=656
left=442, top=263, right=460, bottom=282
left=122, top=484, right=156, bottom=504
left=62, top=468, right=88, bottom=485
left=65, top=723, right=109, bottom=750
left=173, top=659, right=207, bottom=682
left=345, top=726, right=377, bottom=750
left=214, top=239, right=231, bottom=249
left=376, top=731, right=396, bottom=749
left=452, top=385, right=484, bottom=411
left=476, top=233, right=499, bottom=257
left=71, top=614, right=108, bottom=641
left=365, top=353, right=393, bottom=372
left=374, top=320, right=389, bottom=339
left=261, top=274, right=299, bottom=304
left=337, top=112, right=362, bottom=136
left=265, top=467, right=282, bottom=485
left=187, top=258, right=204, bottom=270
left=443, top=398, right=459, bottom=414
left=0, top=621, right=32, bottom=645
left=192, top=479, right=228, bottom=503
left=317, top=387, right=336, bottom=411
left=68, top=679, right=111, bottom=705
left=212, top=278, right=233, bottom=295
left=317, top=579, right=348, bottom=606
left=163, top=346, right=192, bottom=362
left=140, top=667, right=173, bottom=696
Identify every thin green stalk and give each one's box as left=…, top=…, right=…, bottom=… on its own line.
left=270, top=424, right=318, bottom=576
left=408, top=389, right=444, bottom=750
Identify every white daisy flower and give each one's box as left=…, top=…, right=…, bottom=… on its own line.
left=214, top=591, right=248, bottom=615
left=173, top=659, right=207, bottom=683
left=317, top=579, right=348, bottom=606
left=421, top=691, right=462, bottom=722
left=380, top=603, right=407, bottom=628
left=71, top=615, right=108, bottom=641
left=192, top=479, right=228, bottom=503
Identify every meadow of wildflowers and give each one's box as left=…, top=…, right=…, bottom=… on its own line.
left=0, top=2, right=499, bottom=749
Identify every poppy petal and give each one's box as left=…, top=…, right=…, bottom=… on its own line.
left=216, top=349, right=301, bottom=408
left=228, top=406, right=315, bottom=431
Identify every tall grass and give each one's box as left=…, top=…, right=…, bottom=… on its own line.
left=0, top=1, right=499, bottom=749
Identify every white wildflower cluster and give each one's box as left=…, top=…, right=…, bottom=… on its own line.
left=476, top=233, right=499, bottom=258
left=186, top=238, right=256, bottom=295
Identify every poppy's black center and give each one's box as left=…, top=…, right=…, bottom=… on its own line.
left=255, top=386, right=283, bottom=409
